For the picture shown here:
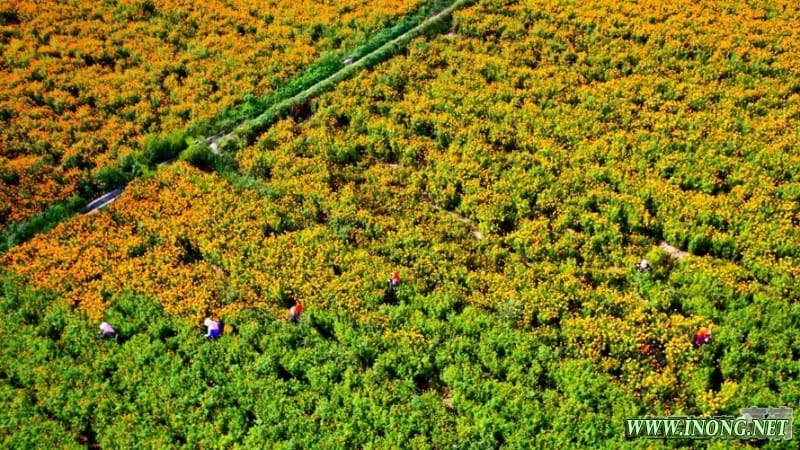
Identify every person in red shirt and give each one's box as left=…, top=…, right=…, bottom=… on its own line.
left=695, top=326, right=712, bottom=347
left=289, top=303, right=303, bottom=322
left=384, top=272, right=401, bottom=303
left=388, top=272, right=401, bottom=289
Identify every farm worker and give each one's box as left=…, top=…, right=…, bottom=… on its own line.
left=289, top=303, right=303, bottom=322
left=637, top=259, right=652, bottom=272
left=204, top=318, right=222, bottom=339
left=388, top=271, right=401, bottom=289
left=97, top=322, right=116, bottom=340
left=695, top=326, right=712, bottom=347
left=383, top=272, right=401, bottom=303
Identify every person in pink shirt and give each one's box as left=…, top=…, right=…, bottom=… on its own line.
left=97, top=322, right=116, bottom=340
left=204, top=318, right=222, bottom=339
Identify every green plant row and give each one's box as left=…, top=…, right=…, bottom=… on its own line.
left=217, top=0, right=472, bottom=153
left=178, top=0, right=469, bottom=181
left=185, top=0, right=460, bottom=140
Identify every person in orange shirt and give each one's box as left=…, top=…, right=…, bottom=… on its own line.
left=695, top=326, right=712, bottom=347
left=289, top=303, right=303, bottom=322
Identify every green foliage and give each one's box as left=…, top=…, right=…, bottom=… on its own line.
left=93, top=165, right=127, bottom=189
left=144, top=131, right=188, bottom=163
left=0, top=280, right=465, bottom=448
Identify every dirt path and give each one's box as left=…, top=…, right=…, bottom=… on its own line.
left=421, top=189, right=484, bottom=240
left=380, top=163, right=483, bottom=239
left=659, top=241, right=689, bottom=259
left=379, top=162, right=483, bottom=239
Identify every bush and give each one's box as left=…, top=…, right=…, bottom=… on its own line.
left=94, top=165, right=127, bottom=190
left=246, top=154, right=275, bottom=179
left=179, top=143, right=218, bottom=171
left=326, top=143, right=360, bottom=165
left=687, top=233, right=713, bottom=256
left=143, top=131, right=188, bottom=164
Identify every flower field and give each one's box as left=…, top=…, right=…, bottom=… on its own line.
left=1, top=0, right=799, bottom=447
left=0, top=0, right=428, bottom=225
